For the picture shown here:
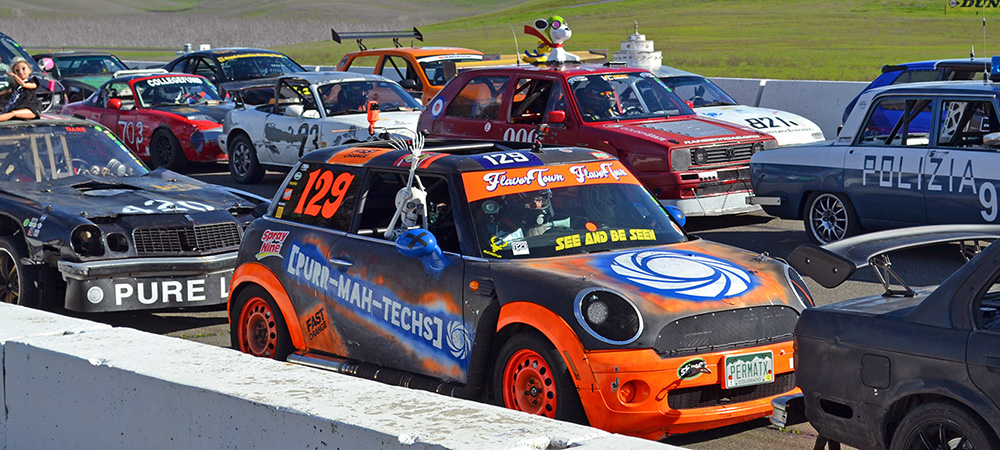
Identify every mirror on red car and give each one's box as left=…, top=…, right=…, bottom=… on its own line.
left=107, top=98, right=122, bottom=110
left=545, top=110, right=566, bottom=124
left=685, top=100, right=694, bottom=109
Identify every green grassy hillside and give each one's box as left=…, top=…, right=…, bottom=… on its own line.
left=279, top=0, right=1000, bottom=81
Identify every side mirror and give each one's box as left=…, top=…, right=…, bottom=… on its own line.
left=395, top=228, right=449, bottom=272
left=544, top=110, right=566, bottom=124
left=984, top=132, right=1000, bottom=148
left=107, top=98, right=122, bottom=110
left=399, top=79, right=418, bottom=90
left=684, top=100, right=695, bottom=109
left=665, top=205, right=686, bottom=227
left=39, top=57, right=55, bottom=72
left=252, top=200, right=271, bottom=218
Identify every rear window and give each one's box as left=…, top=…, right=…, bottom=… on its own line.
left=273, top=163, right=363, bottom=231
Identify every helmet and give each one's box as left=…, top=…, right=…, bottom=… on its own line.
left=577, top=79, right=615, bottom=118
left=339, top=82, right=371, bottom=109
left=155, top=84, right=183, bottom=104
left=505, top=189, right=553, bottom=228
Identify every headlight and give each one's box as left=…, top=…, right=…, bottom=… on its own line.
left=574, top=288, right=643, bottom=345
left=786, top=265, right=814, bottom=307
left=670, top=148, right=691, bottom=171
left=751, top=142, right=764, bottom=154
left=71, top=225, right=105, bottom=257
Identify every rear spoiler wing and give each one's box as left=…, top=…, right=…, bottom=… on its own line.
left=788, top=224, right=1000, bottom=293
left=331, top=28, right=423, bottom=51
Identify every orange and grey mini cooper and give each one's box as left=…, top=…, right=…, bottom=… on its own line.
left=228, top=137, right=812, bottom=439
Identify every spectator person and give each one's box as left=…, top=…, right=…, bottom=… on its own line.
left=0, top=57, right=40, bottom=122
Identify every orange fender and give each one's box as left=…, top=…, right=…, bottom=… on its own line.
left=496, top=301, right=608, bottom=421
left=229, top=262, right=306, bottom=350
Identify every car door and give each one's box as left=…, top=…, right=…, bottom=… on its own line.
left=923, top=97, right=1000, bottom=224
left=263, top=78, right=322, bottom=165
left=843, top=95, right=932, bottom=226
left=324, top=168, right=471, bottom=382
left=967, top=270, right=1000, bottom=410
left=265, top=162, right=359, bottom=353
left=433, top=74, right=511, bottom=142
left=502, top=75, right=576, bottom=145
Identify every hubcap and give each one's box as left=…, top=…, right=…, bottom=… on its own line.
left=232, top=142, right=250, bottom=176
left=238, top=297, right=276, bottom=357
left=502, top=348, right=557, bottom=417
left=0, top=250, right=18, bottom=304
left=810, top=194, right=848, bottom=243
left=908, top=421, right=973, bottom=450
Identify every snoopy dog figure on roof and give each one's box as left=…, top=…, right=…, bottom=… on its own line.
left=522, top=16, right=581, bottom=64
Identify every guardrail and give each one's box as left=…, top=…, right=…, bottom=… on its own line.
left=0, top=303, right=681, bottom=450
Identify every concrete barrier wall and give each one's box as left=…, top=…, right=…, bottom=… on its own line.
left=0, top=303, right=679, bottom=450
left=708, top=78, right=868, bottom=140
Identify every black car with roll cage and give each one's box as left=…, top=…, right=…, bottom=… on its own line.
left=786, top=225, right=1000, bottom=450
left=0, top=115, right=262, bottom=312
left=162, top=47, right=306, bottom=105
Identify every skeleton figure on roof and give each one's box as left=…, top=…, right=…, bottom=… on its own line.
left=522, top=16, right=581, bottom=64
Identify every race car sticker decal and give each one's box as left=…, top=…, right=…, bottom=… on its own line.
left=145, top=76, right=203, bottom=86
left=256, top=229, right=290, bottom=260
left=511, top=240, right=530, bottom=255
left=121, top=199, right=215, bottom=214
left=484, top=122, right=492, bottom=132
left=462, top=160, right=641, bottom=202
left=471, top=151, right=542, bottom=169
left=393, top=152, right=447, bottom=168
left=150, top=182, right=200, bottom=192
left=327, top=147, right=392, bottom=165
left=608, top=250, right=756, bottom=301
left=284, top=241, right=472, bottom=368
left=556, top=228, right=654, bottom=251
left=305, top=307, right=329, bottom=341
left=216, top=53, right=282, bottom=62
left=677, top=357, right=710, bottom=380
left=292, top=168, right=355, bottom=219
left=430, top=98, right=445, bottom=118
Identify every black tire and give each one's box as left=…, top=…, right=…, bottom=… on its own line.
left=150, top=130, right=187, bottom=171
left=0, top=236, right=40, bottom=308
left=229, top=285, right=293, bottom=360
left=889, top=401, right=999, bottom=450
left=804, top=192, right=861, bottom=245
left=228, top=133, right=265, bottom=184
left=491, top=330, right=587, bottom=424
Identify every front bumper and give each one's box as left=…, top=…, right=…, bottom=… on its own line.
left=579, top=340, right=797, bottom=439
left=660, top=191, right=762, bottom=217
left=58, top=252, right=236, bottom=312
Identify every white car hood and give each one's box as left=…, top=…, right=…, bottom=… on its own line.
left=696, top=105, right=825, bottom=146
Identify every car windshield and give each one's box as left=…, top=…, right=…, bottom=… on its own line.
left=417, top=54, right=484, bottom=86
left=54, top=55, right=128, bottom=77
left=133, top=76, right=225, bottom=107
left=568, top=72, right=693, bottom=122
left=219, top=53, right=303, bottom=81
left=0, top=123, right=147, bottom=183
left=658, top=75, right=738, bottom=107
left=0, top=35, right=42, bottom=73
left=320, top=80, right=423, bottom=115
left=466, top=160, right=686, bottom=258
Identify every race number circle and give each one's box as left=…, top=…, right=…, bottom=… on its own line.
left=484, top=122, right=492, bottom=132
left=430, top=98, right=445, bottom=118
left=87, top=287, right=105, bottom=304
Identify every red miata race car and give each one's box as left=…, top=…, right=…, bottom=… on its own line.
left=61, top=71, right=232, bottom=170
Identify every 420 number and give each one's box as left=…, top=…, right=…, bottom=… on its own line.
left=293, top=169, right=356, bottom=219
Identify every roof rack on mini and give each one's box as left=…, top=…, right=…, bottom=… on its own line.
left=331, top=28, right=423, bottom=51
left=112, top=68, right=168, bottom=78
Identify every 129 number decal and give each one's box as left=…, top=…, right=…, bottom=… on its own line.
left=293, top=169, right=355, bottom=219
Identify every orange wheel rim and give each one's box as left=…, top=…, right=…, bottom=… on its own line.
left=237, top=297, right=277, bottom=358
left=501, top=348, right=557, bottom=417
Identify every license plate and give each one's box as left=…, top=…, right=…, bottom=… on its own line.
left=724, top=350, right=774, bottom=389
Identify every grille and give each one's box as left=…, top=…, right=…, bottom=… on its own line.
left=667, top=372, right=796, bottom=410
left=690, top=144, right=754, bottom=166
left=133, top=222, right=241, bottom=254
left=655, top=306, right=798, bottom=358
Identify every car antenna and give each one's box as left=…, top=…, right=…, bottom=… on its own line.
left=509, top=20, right=521, bottom=67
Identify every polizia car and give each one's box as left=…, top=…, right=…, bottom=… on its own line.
left=0, top=116, right=260, bottom=312
left=228, top=137, right=811, bottom=439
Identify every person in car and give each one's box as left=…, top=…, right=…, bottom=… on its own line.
left=575, top=79, right=618, bottom=121
left=338, top=82, right=371, bottom=111
left=0, top=57, right=41, bottom=122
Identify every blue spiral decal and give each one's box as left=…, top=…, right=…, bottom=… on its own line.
left=610, top=250, right=755, bottom=300
left=446, top=320, right=471, bottom=360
